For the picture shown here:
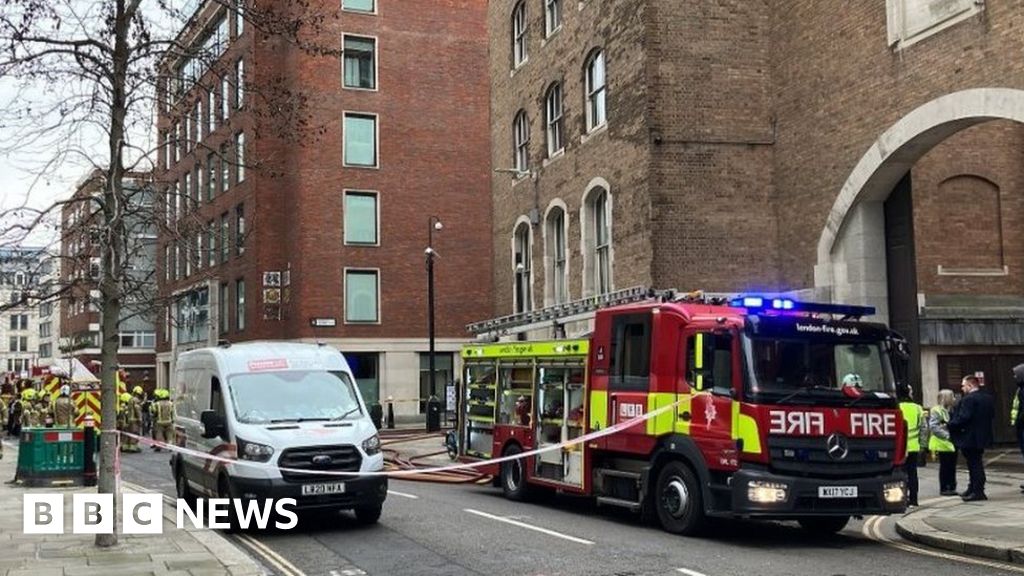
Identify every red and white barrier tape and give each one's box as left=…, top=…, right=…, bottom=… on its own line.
left=118, top=399, right=681, bottom=479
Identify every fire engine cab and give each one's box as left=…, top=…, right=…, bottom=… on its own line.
left=458, top=288, right=910, bottom=536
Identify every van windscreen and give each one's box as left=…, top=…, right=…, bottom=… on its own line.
left=228, top=371, right=363, bottom=424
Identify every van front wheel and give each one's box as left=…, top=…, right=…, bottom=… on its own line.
left=354, top=503, right=382, bottom=525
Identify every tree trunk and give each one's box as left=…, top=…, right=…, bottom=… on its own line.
left=95, top=0, right=134, bottom=548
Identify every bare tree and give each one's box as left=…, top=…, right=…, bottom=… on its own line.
left=0, top=0, right=338, bottom=546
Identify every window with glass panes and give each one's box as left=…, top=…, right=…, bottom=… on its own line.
left=545, top=83, right=563, bottom=156
left=221, top=144, right=230, bottom=192
left=345, top=352, right=380, bottom=405
left=345, top=270, right=379, bottom=323
left=235, top=278, right=245, bottom=331
left=207, top=153, right=216, bottom=201
left=547, top=207, right=567, bottom=303
left=343, top=0, right=375, bottom=12
left=545, top=0, right=562, bottom=36
left=589, top=188, right=611, bottom=294
left=343, top=36, right=376, bottom=89
left=208, top=221, right=217, bottom=267
left=235, top=132, right=245, bottom=182
left=220, top=213, right=230, bottom=263
left=514, top=223, right=532, bottom=313
left=514, top=110, right=529, bottom=172
left=236, top=59, right=244, bottom=108
left=344, top=192, right=378, bottom=245
left=512, top=2, right=527, bottom=67
left=586, top=50, right=607, bottom=131
left=344, top=113, right=377, bottom=166
left=235, top=203, right=245, bottom=255
left=219, top=282, right=229, bottom=333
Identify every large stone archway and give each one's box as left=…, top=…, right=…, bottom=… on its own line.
left=814, top=88, right=1024, bottom=321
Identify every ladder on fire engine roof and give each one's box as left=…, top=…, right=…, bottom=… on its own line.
left=466, top=286, right=734, bottom=340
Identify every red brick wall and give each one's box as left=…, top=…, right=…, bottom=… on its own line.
left=157, top=1, right=492, bottom=349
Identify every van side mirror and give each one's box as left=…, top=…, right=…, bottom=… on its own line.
left=200, top=410, right=226, bottom=440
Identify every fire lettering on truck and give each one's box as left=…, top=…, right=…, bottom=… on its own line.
left=768, top=411, right=825, bottom=436
left=850, top=413, right=896, bottom=437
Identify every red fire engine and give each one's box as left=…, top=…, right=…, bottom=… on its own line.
left=458, top=288, right=910, bottom=535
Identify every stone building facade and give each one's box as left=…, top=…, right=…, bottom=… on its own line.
left=488, top=0, right=1024, bottom=438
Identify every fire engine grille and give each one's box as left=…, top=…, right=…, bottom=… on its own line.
left=279, top=445, right=362, bottom=483
left=767, top=436, right=896, bottom=478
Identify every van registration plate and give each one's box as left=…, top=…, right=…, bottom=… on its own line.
left=818, top=486, right=858, bottom=499
left=302, top=482, right=346, bottom=496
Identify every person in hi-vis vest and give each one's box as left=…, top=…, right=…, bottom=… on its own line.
left=928, top=389, right=957, bottom=496
left=898, top=383, right=924, bottom=507
left=150, top=389, right=175, bottom=451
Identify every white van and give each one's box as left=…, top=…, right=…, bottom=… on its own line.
left=170, top=342, right=386, bottom=524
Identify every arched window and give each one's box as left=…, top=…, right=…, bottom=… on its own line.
left=511, top=2, right=528, bottom=68
left=514, top=110, right=530, bottom=173
left=582, top=185, right=612, bottom=296
left=584, top=49, right=607, bottom=132
left=513, top=222, right=533, bottom=313
left=545, top=205, right=568, bottom=304
left=545, top=82, right=564, bottom=157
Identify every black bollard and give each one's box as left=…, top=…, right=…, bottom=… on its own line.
left=426, top=396, right=441, bottom=432
left=82, top=415, right=97, bottom=487
left=386, top=399, right=395, bottom=429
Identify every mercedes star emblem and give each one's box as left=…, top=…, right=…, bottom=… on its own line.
left=826, top=433, right=850, bottom=461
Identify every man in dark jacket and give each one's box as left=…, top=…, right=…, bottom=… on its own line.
left=1012, top=363, right=1024, bottom=493
left=948, top=375, right=995, bottom=501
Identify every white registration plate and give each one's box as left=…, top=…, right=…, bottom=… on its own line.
left=301, top=482, right=346, bottom=496
left=818, top=486, right=858, bottom=499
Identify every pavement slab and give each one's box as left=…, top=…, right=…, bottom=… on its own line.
left=0, top=439, right=263, bottom=576
left=896, top=484, right=1024, bottom=564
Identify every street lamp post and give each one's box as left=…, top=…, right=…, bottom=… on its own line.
left=426, top=216, right=443, bottom=432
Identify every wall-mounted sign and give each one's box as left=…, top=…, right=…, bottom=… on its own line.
left=310, top=318, right=337, bottom=328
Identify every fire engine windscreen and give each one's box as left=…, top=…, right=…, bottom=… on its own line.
left=229, top=371, right=363, bottom=424
left=744, top=337, right=895, bottom=396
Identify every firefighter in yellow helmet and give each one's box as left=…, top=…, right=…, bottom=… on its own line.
left=20, top=388, right=37, bottom=429
left=117, top=392, right=138, bottom=452
left=52, top=384, right=76, bottom=429
left=123, top=386, right=143, bottom=452
left=150, top=389, right=175, bottom=452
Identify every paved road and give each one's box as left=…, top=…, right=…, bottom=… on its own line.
left=119, top=448, right=1024, bottom=576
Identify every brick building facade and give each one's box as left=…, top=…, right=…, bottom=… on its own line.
left=488, top=0, right=1024, bottom=438
left=59, top=170, right=157, bottom=385
left=154, top=0, right=492, bottom=415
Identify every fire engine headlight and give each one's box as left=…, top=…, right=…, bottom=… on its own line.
left=362, top=434, right=381, bottom=456
left=748, top=481, right=788, bottom=504
left=237, top=437, right=274, bottom=462
left=884, top=481, right=906, bottom=504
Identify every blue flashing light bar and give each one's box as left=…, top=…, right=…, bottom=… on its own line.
left=730, top=296, right=876, bottom=318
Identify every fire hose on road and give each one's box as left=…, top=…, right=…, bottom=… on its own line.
left=381, top=432, right=491, bottom=485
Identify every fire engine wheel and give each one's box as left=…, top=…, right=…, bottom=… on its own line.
left=797, top=515, right=851, bottom=535
left=654, top=461, right=705, bottom=536
left=500, top=444, right=530, bottom=501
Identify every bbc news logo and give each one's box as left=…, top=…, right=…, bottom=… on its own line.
left=23, top=494, right=299, bottom=534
